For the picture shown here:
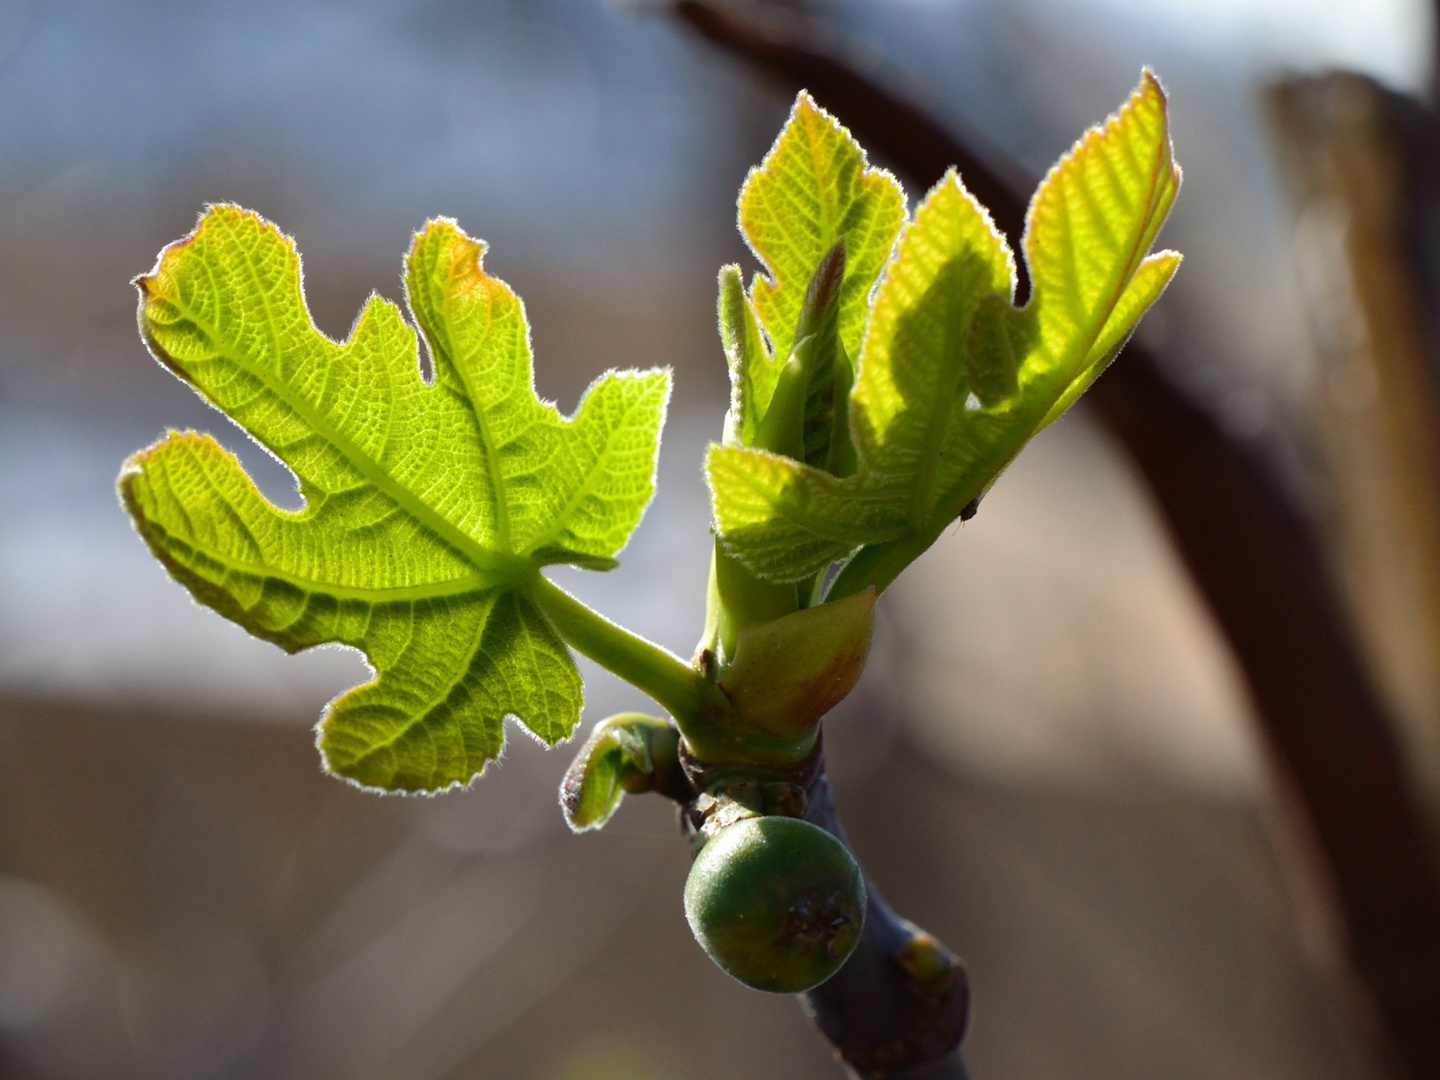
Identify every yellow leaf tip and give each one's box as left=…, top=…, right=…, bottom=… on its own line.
left=791, top=87, right=822, bottom=117
left=773, top=88, right=857, bottom=161
left=197, top=203, right=291, bottom=244
left=411, top=216, right=490, bottom=286
left=139, top=203, right=295, bottom=297
left=1140, top=67, right=1168, bottom=101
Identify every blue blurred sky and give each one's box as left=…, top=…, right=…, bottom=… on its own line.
left=0, top=0, right=749, bottom=256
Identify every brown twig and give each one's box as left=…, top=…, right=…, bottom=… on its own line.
left=666, top=2, right=1440, bottom=1076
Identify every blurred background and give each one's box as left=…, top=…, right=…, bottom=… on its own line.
left=1, top=0, right=1437, bottom=1077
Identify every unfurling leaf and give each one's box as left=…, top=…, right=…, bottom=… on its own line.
left=560, top=712, right=678, bottom=831
left=719, top=265, right=775, bottom=447
left=709, top=72, right=1182, bottom=593
left=120, top=207, right=669, bottom=793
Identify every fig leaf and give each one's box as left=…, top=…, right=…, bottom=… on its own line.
left=708, top=72, right=1182, bottom=594
left=120, top=207, right=669, bottom=793
left=739, top=90, right=905, bottom=364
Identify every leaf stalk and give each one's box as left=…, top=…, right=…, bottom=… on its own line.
left=529, top=574, right=707, bottom=726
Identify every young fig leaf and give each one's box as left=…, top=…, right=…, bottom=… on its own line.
left=739, top=91, right=904, bottom=362
left=120, top=207, right=669, bottom=793
left=719, top=265, right=776, bottom=447
left=709, top=71, right=1181, bottom=594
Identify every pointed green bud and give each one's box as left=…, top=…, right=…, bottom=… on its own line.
left=755, top=239, right=847, bottom=461
left=792, top=236, right=848, bottom=356
left=559, top=713, right=679, bottom=832
left=823, top=339, right=857, bottom=478
left=755, top=347, right=811, bottom=461
left=719, top=587, right=877, bottom=739
left=796, top=239, right=848, bottom=468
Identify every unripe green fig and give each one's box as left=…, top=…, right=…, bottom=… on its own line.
left=684, top=815, right=865, bottom=993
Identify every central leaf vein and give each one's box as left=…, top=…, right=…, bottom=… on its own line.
left=175, top=300, right=520, bottom=582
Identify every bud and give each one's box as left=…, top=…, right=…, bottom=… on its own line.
left=559, top=713, right=677, bottom=831
left=755, top=239, right=847, bottom=461
left=719, top=587, right=877, bottom=739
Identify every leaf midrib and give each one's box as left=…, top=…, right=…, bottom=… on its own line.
left=1033, top=101, right=1171, bottom=389
left=441, top=285, right=515, bottom=553
left=151, top=517, right=503, bottom=602
left=168, top=296, right=526, bottom=584
left=905, top=250, right=969, bottom=529
left=335, top=590, right=502, bottom=784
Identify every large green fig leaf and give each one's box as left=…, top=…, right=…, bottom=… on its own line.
left=708, top=72, right=1181, bottom=594
left=120, top=207, right=669, bottom=792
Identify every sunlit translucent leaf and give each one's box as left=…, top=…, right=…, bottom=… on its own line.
left=706, top=444, right=902, bottom=580
left=845, top=169, right=1015, bottom=525
left=719, top=264, right=776, bottom=446
left=1037, top=249, right=1182, bottom=429
left=120, top=207, right=668, bottom=792
left=711, top=71, right=1181, bottom=590
left=739, top=91, right=904, bottom=362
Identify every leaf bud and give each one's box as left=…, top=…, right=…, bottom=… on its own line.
left=894, top=931, right=963, bottom=995
left=755, top=239, right=847, bottom=460
left=718, top=587, right=877, bottom=739
left=559, top=713, right=678, bottom=831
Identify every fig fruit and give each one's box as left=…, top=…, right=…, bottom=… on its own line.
left=684, top=815, right=865, bottom=993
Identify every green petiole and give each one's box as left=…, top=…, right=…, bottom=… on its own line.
left=529, top=573, right=707, bottom=728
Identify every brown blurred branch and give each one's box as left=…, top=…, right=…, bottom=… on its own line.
left=667, top=2, right=1440, bottom=1077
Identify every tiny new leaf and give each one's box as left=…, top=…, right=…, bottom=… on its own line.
left=560, top=712, right=676, bottom=832
left=708, top=73, right=1182, bottom=595
left=120, top=207, right=669, bottom=793
left=723, top=91, right=904, bottom=472
left=739, top=90, right=905, bottom=363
